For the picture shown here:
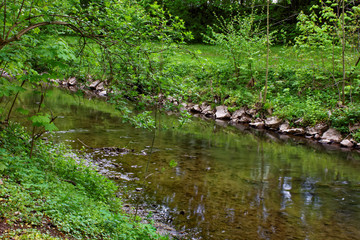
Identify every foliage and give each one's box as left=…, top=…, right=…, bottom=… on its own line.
left=331, top=105, right=360, bottom=133
left=139, top=0, right=316, bottom=43
left=294, top=0, right=360, bottom=104
left=203, top=13, right=266, bottom=84
left=131, top=111, right=156, bottom=129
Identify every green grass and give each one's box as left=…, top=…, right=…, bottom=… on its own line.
left=155, top=43, right=360, bottom=133
left=171, top=43, right=360, bottom=70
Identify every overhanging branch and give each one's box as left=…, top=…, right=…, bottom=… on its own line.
left=0, top=20, right=97, bottom=50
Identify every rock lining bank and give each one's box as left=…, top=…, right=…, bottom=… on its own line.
left=56, top=77, right=359, bottom=150
left=163, top=94, right=360, bottom=150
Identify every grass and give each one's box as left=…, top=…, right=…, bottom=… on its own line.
left=171, top=43, right=360, bottom=70
left=0, top=123, right=166, bottom=240
left=153, top=42, right=360, bottom=134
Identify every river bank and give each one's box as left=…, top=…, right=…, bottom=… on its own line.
left=56, top=77, right=360, bottom=152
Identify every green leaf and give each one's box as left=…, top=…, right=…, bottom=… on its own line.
left=44, top=123, right=58, bottom=132
left=0, top=163, right=7, bottom=172
left=30, top=114, right=51, bottom=127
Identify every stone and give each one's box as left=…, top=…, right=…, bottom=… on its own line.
left=283, top=128, right=305, bottom=135
left=340, top=139, right=354, bottom=148
left=229, top=119, right=238, bottom=124
left=319, top=139, right=331, bottom=144
left=99, top=90, right=107, bottom=97
left=249, top=121, right=265, bottom=129
left=96, top=82, right=104, bottom=91
left=279, top=121, right=290, bottom=133
left=68, top=86, right=77, bottom=92
left=180, top=103, right=187, bottom=112
left=306, top=127, right=317, bottom=136
left=67, top=77, right=77, bottom=86
left=265, top=116, right=282, bottom=129
left=191, top=104, right=202, bottom=113
left=200, top=102, right=209, bottom=111
left=89, top=80, right=100, bottom=89
left=320, top=128, right=342, bottom=143
left=315, top=123, right=329, bottom=133
left=186, top=103, right=194, bottom=110
left=249, top=119, right=265, bottom=129
left=215, top=105, right=231, bottom=119
left=231, top=107, right=247, bottom=120
left=238, top=115, right=252, bottom=123
left=246, top=109, right=257, bottom=117
left=202, top=106, right=214, bottom=116
left=306, top=123, right=329, bottom=135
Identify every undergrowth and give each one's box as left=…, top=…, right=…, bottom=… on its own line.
left=0, top=123, right=165, bottom=239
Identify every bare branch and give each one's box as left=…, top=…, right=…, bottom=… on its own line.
left=28, top=0, right=34, bottom=24
left=15, top=0, right=26, bottom=24
left=3, top=0, right=6, bottom=39
left=5, top=14, right=80, bottom=40
left=1, top=21, right=86, bottom=50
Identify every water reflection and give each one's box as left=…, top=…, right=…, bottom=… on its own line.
left=12, top=89, right=360, bottom=239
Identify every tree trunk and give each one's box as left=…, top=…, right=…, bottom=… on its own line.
left=263, top=0, right=270, bottom=104
left=341, top=0, right=346, bottom=105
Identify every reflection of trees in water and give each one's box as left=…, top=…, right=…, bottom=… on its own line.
left=140, top=133, right=360, bottom=239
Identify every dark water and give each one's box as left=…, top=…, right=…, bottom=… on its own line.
left=12, top=89, right=360, bottom=239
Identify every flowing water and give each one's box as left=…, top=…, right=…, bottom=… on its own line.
left=14, top=89, right=360, bottom=239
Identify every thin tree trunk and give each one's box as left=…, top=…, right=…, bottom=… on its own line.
left=263, top=0, right=270, bottom=104
left=341, top=0, right=346, bottom=105
left=5, top=79, right=26, bottom=122
left=29, top=90, right=45, bottom=158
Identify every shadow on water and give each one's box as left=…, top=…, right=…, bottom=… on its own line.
left=11, top=89, right=360, bottom=239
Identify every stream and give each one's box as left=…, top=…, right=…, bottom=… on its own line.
left=15, top=89, right=360, bottom=239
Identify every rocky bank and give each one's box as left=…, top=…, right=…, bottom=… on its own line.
left=56, top=77, right=359, bottom=150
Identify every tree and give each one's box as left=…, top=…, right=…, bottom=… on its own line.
left=203, top=12, right=266, bottom=84
left=139, top=0, right=317, bottom=43
left=263, top=0, right=270, bottom=104
left=294, top=0, right=359, bottom=104
left=0, top=0, right=190, bottom=156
